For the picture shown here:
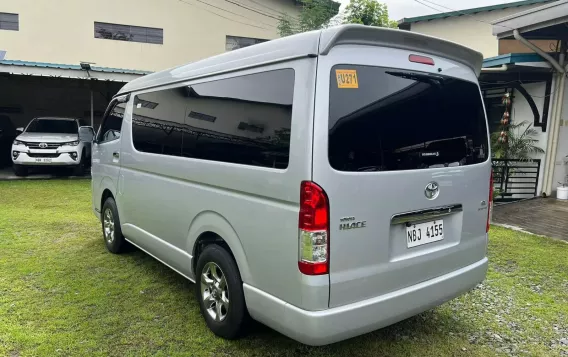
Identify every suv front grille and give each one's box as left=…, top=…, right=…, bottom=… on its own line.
left=25, top=142, right=61, bottom=149
left=27, top=153, right=60, bottom=158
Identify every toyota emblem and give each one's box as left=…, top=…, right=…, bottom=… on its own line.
left=39, top=142, right=48, bottom=148
left=425, top=182, right=439, bottom=200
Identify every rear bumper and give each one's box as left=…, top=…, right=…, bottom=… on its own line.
left=244, top=257, right=488, bottom=346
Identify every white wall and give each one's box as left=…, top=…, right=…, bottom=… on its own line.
left=0, top=0, right=300, bottom=72
left=510, top=82, right=549, bottom=194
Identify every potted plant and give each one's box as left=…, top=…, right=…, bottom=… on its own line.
left=557, top=182, right=568, bottom=200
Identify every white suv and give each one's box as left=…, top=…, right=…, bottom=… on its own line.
left=11, top=117, right=92, bottom=176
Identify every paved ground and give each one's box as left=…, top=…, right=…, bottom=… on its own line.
left=493, top=198, right=568, bottom=241
left=0, top=166, right=90, bottom=180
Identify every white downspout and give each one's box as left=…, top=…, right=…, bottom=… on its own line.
left=542, top=72, right=561, bottom=194
left=513, top=30, right=566, bottom=196
left=514, top=30, right=565, bottom=73
left=546, top=62, right=566, bottom=194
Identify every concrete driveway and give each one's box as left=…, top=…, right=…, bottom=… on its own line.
left=493, top=198, right=568, bottom=242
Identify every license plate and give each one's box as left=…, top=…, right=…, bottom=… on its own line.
left=35, top=158, right=52, bottom=163
left=406, top=220, right=444, bottom=248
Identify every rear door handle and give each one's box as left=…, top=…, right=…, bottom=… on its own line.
left=113, top=152, right=120, bottom=159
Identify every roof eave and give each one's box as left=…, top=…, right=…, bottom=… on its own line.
left=492, top=0, right=568, bottom=38
left=398, top=0, right=553, bottom=27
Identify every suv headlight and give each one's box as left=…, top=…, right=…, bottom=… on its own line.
left=13, top=140, right=25, bottom=146
left=63, top=141, right=80, bottom=146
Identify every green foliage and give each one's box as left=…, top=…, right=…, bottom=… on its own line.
left=277, top=13, right=296, bottom=37
left=491, top=121, right=545, bottom=160
left=277, top=0, right=398, bottom=37
left=343, top=0, right=398, bottom=28
left=277, top=0, right=341, bottom=37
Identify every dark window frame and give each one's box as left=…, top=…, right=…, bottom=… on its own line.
left=97, top=101, right=124, bottom=144
left=0, top=12, right=18, bottom=31
left=94, top=22, right=163, bottom=45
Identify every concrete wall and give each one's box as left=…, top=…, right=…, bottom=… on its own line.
left=408, top=3, right=550, bottom=59
left=0, top=0, right=299, bottom=72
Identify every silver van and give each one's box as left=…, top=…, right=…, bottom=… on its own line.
left=88, top=25, right=491, bottom=346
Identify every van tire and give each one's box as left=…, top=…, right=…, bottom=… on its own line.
left=13, top=164, right=28, bottom=177
left=101, top=197, right=127, bottom=254
left=195, top=244, right=249, bottom=339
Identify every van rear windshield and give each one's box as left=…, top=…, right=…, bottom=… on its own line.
left=328, top=65, right=488, bottom=172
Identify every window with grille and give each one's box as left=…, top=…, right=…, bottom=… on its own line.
left=94, top=22, right=163, bottom=44
left=0, top=13, right=18, bottom=31
left=225, top=35, right=267, bottom=51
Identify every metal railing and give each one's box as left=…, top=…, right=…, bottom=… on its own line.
left=492, top=159, right=541, bottom=203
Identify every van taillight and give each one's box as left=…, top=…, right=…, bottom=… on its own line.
left=487, top=171, right=493, bottom=233
left=409, top=54, right=435, bottom=66
left=298, top=181, right=329, bottom=275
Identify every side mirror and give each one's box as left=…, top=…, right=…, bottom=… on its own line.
left=79, top=126, right=95, bottom=142
left=16, top=127, right=24, bottom=134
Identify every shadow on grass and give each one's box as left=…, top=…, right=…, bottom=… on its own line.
left=94, top=241, right=477, bottom=355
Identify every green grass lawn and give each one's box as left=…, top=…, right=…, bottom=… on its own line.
left=1, top=180, right=567, bottom=356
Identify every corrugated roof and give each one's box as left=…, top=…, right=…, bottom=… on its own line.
left=0, top=59, right=152, bottom=75
left=482, top=52, right=546, bottom=67
left=398, top=0, right=554, bottom=28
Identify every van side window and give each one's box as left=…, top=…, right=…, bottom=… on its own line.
left=131, top=69, right=295, bottom=169
left=98, top=102, right=125, bottom=143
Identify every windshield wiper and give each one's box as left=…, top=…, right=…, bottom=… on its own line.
left=385, top=71, right=445, bottom=88
left=356, top=166, right=385, bottom=172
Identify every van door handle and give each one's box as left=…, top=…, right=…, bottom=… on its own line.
left=113, top=152, right=120, bottom=159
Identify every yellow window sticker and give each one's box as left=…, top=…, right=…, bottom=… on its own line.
left=336, top=69, right=359, bottom=89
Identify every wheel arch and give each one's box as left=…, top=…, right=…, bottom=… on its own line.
left=188, top=211, right=251, bottom=284
left=96, top=177, right=117, bottom=214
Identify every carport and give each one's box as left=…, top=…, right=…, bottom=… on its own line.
left=0, top=59, right=149, bottom=130
left=0, top=59, right=149, bottom=178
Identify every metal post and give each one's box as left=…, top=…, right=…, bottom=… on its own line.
left=90, top=90, right=94, bottom=127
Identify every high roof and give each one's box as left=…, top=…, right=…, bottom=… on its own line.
left=398, top=0, right=553, bottom=29
left=118, top=25, right=484, bottom=96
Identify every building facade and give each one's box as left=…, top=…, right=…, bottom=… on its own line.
left=0, top=0, right=299, bottom=72
left=0, top=0, right=300, bottom=129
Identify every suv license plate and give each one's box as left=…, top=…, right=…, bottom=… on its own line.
left=35, top=158, right=52, bottom=163
left=406, top=220, right=444, bottom=248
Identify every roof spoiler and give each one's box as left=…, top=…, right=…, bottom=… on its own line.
left=319, top=25, right=484, bottom=77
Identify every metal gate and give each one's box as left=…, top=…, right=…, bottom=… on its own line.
left=492, top=159, right=541, bottom=203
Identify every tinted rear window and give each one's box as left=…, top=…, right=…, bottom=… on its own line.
left=328, top=65, right=488, bottom=172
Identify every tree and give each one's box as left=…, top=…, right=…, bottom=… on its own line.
left=278, top=0, right=341, bottom=37
left=343, top=0, right=398, bottom=28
